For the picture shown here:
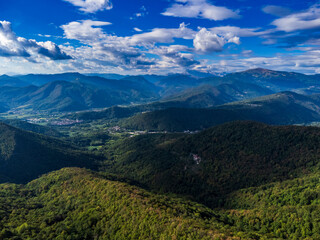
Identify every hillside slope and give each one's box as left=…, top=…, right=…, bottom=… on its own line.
left=1, top=144, right=320, bottom=239
left=223, top=68, right=319, bottom=91
left=223, top=172, right=320, bottom=239
left=24, top=81, right=124, bottom=112
left=68, top=81, right=273, bottom=122
left=0, top=80, right=159, bottom=112
left=0, top=123, right=98, bottom=183
left=3, top=119, right=63, bottom=137
left=0, top=168, right=238, bottom=239
left=0, top=73, right=163, bottom=112
left=121, top=91, right=320, bottom=131
left=102, top=121, right=320, bottom=207
left=121, top=108, right=244, bottom=131
left=164, top=81, right=273, bottom=105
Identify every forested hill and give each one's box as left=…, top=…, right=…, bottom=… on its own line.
left=3, top=119, right=63, bottom=137
left=120, top=107, right=245, bottom=131
left=102, top=121, right=320, bottom=207
left=67, top=81, right=274, bottom=121
left=223, top=171, right=320, bottom=239
left=0, top=168, right=238, bottom=239
left=0, top=123, right=99, bottom=183
left=1, top=130, right=320, bottom=239
left=121, top=91, right=320, bottom=131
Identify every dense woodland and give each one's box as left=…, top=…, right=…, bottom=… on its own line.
left=1, top=120, right=320, bottom=238
left=0, top=168, right=236, bottom=239
left=1, top=69, right=320, bottom=239
left=101, top=121, right=320, bottom=207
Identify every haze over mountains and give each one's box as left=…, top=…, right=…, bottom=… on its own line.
left=49, top=68, right=320, bottom=132
left=120, top=91, right=320, bottom=131
left=0, top=68, right=318, bottom=114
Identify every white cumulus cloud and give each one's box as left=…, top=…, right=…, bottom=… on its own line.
left=133, top=27, right=143, bottom=32
left=209, top=26, right=272, bottom=37
left=61, top=20, right=112, bottom=41
left=0, top=21, right=71, bottom=60
left=193, top=28, right=240, bottom=53
left=272, top=4, right=320, bottom=32
left=152, top=45, right=199, bottom=67
left=0, top=21, right=30, bottom=57
left=63, top=0, right=112, bottom=13
left=130, top=23, right=195, bottom=46
left=162, top=0, right=239, bottom=21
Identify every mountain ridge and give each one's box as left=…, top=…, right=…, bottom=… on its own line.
left=102, top=121, right=320, bottom=207
left=120, top=91, right=320, bottom=131
left=0, top=122, right=99, bottom=183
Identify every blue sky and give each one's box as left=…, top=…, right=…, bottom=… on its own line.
left=0, top=0, right=320, bottom=75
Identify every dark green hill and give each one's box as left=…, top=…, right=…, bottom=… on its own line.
left=2, top=140, right=320, bottom=239
left=3, top=119, right=63, bottom=137
left=121, top=108, right=244, bottom=131
left=67, top=88, right=238, bottom=121
left=102, top=121, right=320, bottom=207
left=121, top=91, right=320, bottom=131
left=68, top=105, right=141, bottom=121
left=0, top=123, right=98, bottom=183
left=0, top=168, right=238, bottom=239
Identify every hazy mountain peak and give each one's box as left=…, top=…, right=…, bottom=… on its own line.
left=244, top=68, right=274, bottom=73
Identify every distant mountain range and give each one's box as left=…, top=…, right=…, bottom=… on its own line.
left=221, top=68, right=320, bottom=91
left=120, top=91, right=320, bottom=131
left=0, top=74, right=160, bottom=112
left=0, top=68, right=319, bottom=113
left=162, top=81, right=274, bottom=107
left=68, top=80, right=274, bottom=120
left=0, top=75, right=29, bottom=87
